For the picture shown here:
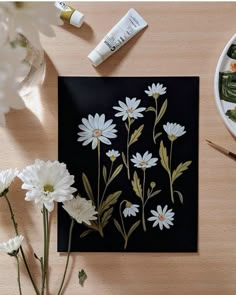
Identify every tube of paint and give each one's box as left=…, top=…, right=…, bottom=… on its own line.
left=55, top=2, right=84, bottom=28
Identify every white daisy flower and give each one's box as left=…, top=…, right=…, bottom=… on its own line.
left=148, top=205, right=174, bottom=230
left=163, top=122, right=186, bottom=141
left=78, top=113, right=117, bottom=150
left=106, top=149, right=120, bottom=161
left=18, top=159, right=77, bottom=212
left=113, top=97, right=146, bottom=121
left=63, top=196, right=97, bottom=225
left=0, top=2, right=62, bottom=49
left=123, top=202, right=139, bottom=218
left=131, top=151, right=158, bottom=169
left=0, top=235, right=24, bottom=254
left=144, top=83, right=166, bottom=99
left=0, top=168, right=18, bottom=196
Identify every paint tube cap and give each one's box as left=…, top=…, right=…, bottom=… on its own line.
left=88, top=50, right=104, bottom=67
left=70, top=10, right=84, bottom=28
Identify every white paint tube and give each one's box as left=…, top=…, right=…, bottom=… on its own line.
left=88, top=8, right=148, bottom=67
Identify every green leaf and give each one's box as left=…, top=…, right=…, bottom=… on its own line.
left=174, top=190, right=184, bottom=204
left=172, top=161, right=192, bottom=183
left=103, top=165, right=107, bottom=183
left=101, top=207, right=113, bottom=227
left=129, top=124, right=144, bottom=146
left=227, top=44, right=236, bottom=59
left=154, top=132, right=162, bottom=140
left=82, top=173, right=94, bottom=203
left=155, top=99, right=168, bottom=125
left=127, top=220, right=141, bottom=238
left=122, top=152, right=127, bottom=166
left=99, top=191, right=122, bottom=214
left=150, top=189, right=161, bottom=198
left=109, top=164, right=123, bottom=183
left=226, top=107, right=236, bottom=123
left=80, top=229, right=95, bottom=238
left=159, top=141, right=169, bottom=172
left=146, top=106, right=156, bottom=112
left=113, top=218, right=124, bottom=238
left=78, top=269, right=87, bottom=287
left=131, top=171, right=142, bottom=199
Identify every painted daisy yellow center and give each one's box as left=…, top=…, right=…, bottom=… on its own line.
left=127, top=108, right=134, bottom=114
left=43, top=184, right=54, bottom=193
left=159, top=214, right=165, bottom=221
left=140, top=160, right=147, bottom=166
left=126, top=201, right=132, bottom=208
left=93, top=129, right=102, bottom=137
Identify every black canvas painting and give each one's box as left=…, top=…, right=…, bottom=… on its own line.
left=58, top=77, right=199, bottom=252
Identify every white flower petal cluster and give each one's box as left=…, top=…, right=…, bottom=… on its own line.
left=131, top=151, right=158, bottom=169
left=113, top=97, right=146, bottom=121
left=163, top=122, right=186, bottom=141
left=0, top=2, right=62, bottom=49
left=148, top=205, right=174, bottom=230
left=106, top=149, right=120, bottom=161
left=0, top=235, right=24, bottom=254
left=78, top=113, right=117, bottom=150
left=0, top=168, right=18, bottom=196
left=63, top=196, right=97, bottom=225
left=145, top=83, right=166, bottom=99
left=18, top=159, right=77, bottom=212
left=123, top=202, right=139, bottom=217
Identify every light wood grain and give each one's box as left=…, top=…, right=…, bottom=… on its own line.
left=0, top=2, right=236, bottom=294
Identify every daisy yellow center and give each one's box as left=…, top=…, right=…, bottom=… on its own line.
left=153, top=93, right=160, bottom=99
left=159, top=214, right=165, bottom=221
left=93, top=129, right=102, bottom=137
left=126, top=201, right=132, bottom=208
left=127, top=108, right=134, bottom=114
left=43, top=184, right=54, bottom=193
left=168, top=135, right=177, bottom=142
left=110, top=155, right=116, bottom=162
left=140, top=160, right=147, bottom=166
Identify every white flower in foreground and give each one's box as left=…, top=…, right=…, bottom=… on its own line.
left=123, top=202, right=139, bottom=218
left=78, top=114, right=117, bottom=150
left=106, top=149, right=120, bottom=161
left=0, top=168, right=18, bottom=196
left=63, top=196, right=97, bottom=225
left=131, top=151, right=158, bottom=169
left=163, top=122, right=186, bottom=141
left=0, top=2, right=62, bottom=48
left=0, top=235, right=24, bottom=254
left=18, top=160, right=76, bottom=212
left=113, top=97, right=146, bottom=121
left=148, top=205, right=174, bottom=230
left=145, top=83, right=166, bottom=99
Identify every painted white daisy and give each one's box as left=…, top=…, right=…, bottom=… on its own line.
left=123, top=202, right=139, bottom=218
left=106, top=149, right=120, bottom=162
left=131, top=151, right=158, bottom=169
left=18, top=159, right=77, bottom=212
left=0, top=168, right=18, bottom=196
left=0, top=235, right=24, bottom=254
left=148, top=205, right=174, bottom=230
left=163, top=122, right=186, bottom=141
left=78, top=113, right=117, bottom=150
left=0, top=2, right=62, bottom=49
left=63, top=196, right=97, bottom=225
left=145, top=83, right=166, bottom=99
left=113, top=97, right=146, bottom=121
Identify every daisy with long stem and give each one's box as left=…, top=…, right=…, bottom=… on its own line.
left=113, top=97, right=146, bottom=180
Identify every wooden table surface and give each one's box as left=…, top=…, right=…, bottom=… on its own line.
left=1, top=2, right=236, bottom=294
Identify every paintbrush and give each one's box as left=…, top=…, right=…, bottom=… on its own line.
left=206, top=139, right=236, bottom=160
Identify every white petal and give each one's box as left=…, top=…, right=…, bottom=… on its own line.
left=99, top=136, right=111, bottom=145
left=92, top=138, right=98, bottom=149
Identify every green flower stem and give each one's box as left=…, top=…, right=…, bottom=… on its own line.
left=97, top=141, right=101, bottom=208
left=16, top=255, right=22, bottom=295
left=57, top=219, right=75, bottom=295
left=119, top=200, right=128, bottom=249
left=153, top=98, right=158, bottom=144
left=41, top=206, right=49, bottom=295
left=141, top=169, right=147, bottom=232
left=169, top=141, right=174, bottom=203
left=99, top=161, right=113, bottom=210
left=4, top=195, right=40, bottom=295
left=126, top=117, right=131, bottom=180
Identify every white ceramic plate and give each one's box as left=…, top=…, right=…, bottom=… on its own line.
left=214, top=33, right=236, bottom=137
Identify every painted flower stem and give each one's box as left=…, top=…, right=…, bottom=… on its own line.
left=119, top=200, right=128, bottom=249
left=142, top=169, right=147, bottom=232
left=97, top=140, right=101, bottom=208
left=126, top=117, right=131, bottom=180
left=153, top=98, right=158, bottom=144
left=99, top=161, right=114, bottom=209
left=57, top=219, right=75, bottom=295
left=4, top=194, right=40, bottom=295
left=15, top=255, right=22, bottom=295
left=41, top=206, right=49, bottom=295
left=169, top=141, right=174, bottom=203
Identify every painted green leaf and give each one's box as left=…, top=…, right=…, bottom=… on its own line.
left=155, top=99, right=167, bottom=125
left=172, top=161, right=192, bottom=183
left=159, top=141, right=169, bottom=172
left=227, top=44, right=236, bottom=59
left=101, top=207, right=113, bottom=227
left=131, top=171, right=142, bottom=199
left=146, top=106, right=156, bottom=112
left=78, top=269, right=87, bottom=287
left=226, top=107, right=236, bottom=122
left=150, top=189, right=161, bottom=198
left=154, top=132, right=162, bottom=140
left=103, top=165, right=107, bottom=183
left=127, top=220, right=141, bottom=238
left=80, top=229, right=95, bottom=238
left=122, top=152, right=127, bottom=166
left=99, top=191, right=122, bottom=214
left=129, top=124, right=144, bottom=146
left=174, top=190, right=184, bottom=204
left=82, top=173, right=94, bottom=203
left=109, top=164, right=123, bottom=183
left=113, top=218, right=124, bottom=238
